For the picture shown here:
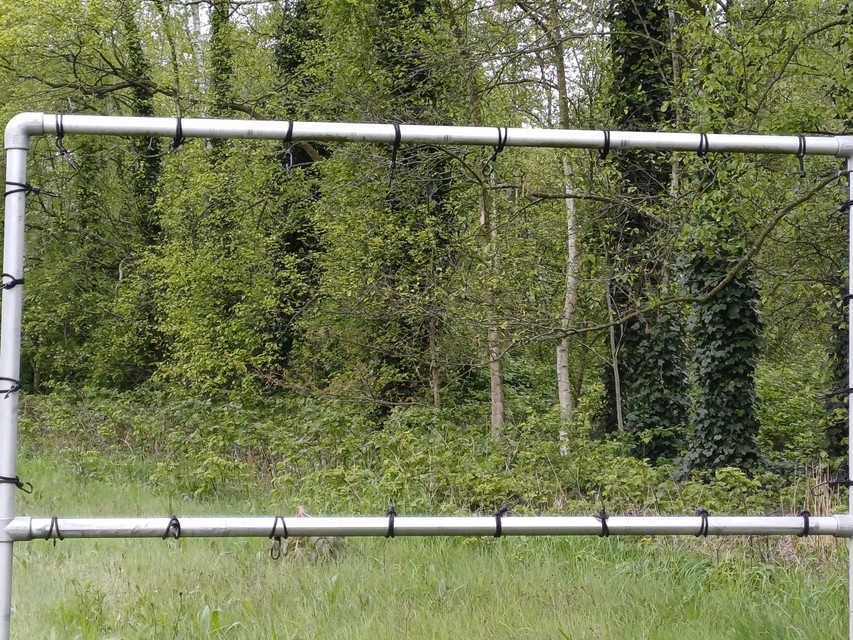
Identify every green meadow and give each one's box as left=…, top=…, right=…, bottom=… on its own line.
left=10, top=453, right=847, bottom=640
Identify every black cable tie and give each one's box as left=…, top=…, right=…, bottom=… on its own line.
left=0, top=378, right=21, bottom=399
left=46, top=516, right=63, bottom=546
left=170, top=117, right=186, bottom=152
left=55, top=114, right=69, bottom=156
left=1, top=274, right=24, bottom=290
left=388, top=123, right=402, bottom=187
left=796, top=135, right=807, bottom=179
left=269, top=515, right=288, bottom=560
left=4, top=182, right=33, bottom=198
left=0, top=475, right=32, bottom=494
left=697, top=132, right=709, bottom=158
left=599, top=130, right=610, bottom=161
left=596, top=507, right=610, bottom=538
left=838, top=199, right=853, bottom=213
left=697, top=132, right=716, bottom=185
left=486, top=126, right=509, bottom=168
left=386, top=498, right=396, bottom=539
left=4, top=181, right=57, bottom=199
left=494, top=503, right=509, bottom=538
left=842, top=293, right=853, bottom=305
left=283, top=120, right=294, bottom=172
left=162, top=515, right=181, bottom=539
left=811, top=478, right=853, bottom=496
left=815, top=387, right=853, bottom=399
left=695, top=508, right=709, bottom=537
left=698, top=133, right=711, bottom=163
left=797, top=509, right=810, bottom=537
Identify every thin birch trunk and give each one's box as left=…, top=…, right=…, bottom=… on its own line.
left=546, top=0, right=579, bottom=445
left=557, top=155, right=578, bottom=445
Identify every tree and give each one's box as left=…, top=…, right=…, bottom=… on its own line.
left=597, top=0, right=688, bottom=460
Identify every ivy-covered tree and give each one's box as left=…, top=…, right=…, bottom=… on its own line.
left=682, top=249, right=762, bottom=471
left=598, top=0, right=688, bottom=460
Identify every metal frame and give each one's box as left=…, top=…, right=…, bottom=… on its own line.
left=6, top=514, right=853, bottom=540
left=3, top=113, right=853, bottom=639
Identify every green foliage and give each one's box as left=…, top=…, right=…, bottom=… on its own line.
left=18, top=391, right=831, bottom=517
left=1, top=0, right=851, bottom=473
left=755, top=350, right=831, bottom=463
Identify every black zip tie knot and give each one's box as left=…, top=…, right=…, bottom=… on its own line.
left=0, top=378, right=21, bottom=399
left=386, top=498, right=396, bottom=539
left=0, top=475, right=32, bottom=494
left=55, top=114, right=69, bottom=157
left=494, top=503, right=509, bottom=538
left=697, top=132, right=716, bottom=182
left=269, top=515, right=288, bottom=560
left=388, top=124, right=401, bottom=187
left=1, top=274, right=24, bottom=290
left=596, top=507, right=610, bottom=538
left=5, top=182, right=57, bottom=199
left=162, top=515, right=181, bottom=539
left=697, top=132, right=709, bottom=159
left=838, top=199, right=853, bottom=213
left=599, top=130, right=611, bottom=161
left=170, top=117, right=185, bottom=152
left=797, top=510, right=810, bottom=537
left=842, top=293, right=853, bottom=305
left=484, top=127, right=508, bottom=175
left=828, top=480, right=853, bottom=490
left=46, top=516, right=63, bottom=546
left=283, top=120, right=294, bottom=172
left=695, top=508, right=709, bottom=537
left=811, top=478, right=853, bottom=496
left=796, top=135, right=807, bottom=179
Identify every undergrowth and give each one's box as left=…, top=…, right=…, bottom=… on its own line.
left=18, top=388, right=842, bottom=519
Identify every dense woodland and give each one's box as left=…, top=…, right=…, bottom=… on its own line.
left=1, top=0, right=852, bottom=499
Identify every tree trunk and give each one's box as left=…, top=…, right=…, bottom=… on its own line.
left=549, top=0, right=580, bottom=441
left=488, top=326, right=505, bottom=439
left=429, top=315, right=441, bottom=410
left=480, top=179, right=505, bottom=439
left=190, top=3, right=206, bottom=93
left=557, top=155, right=578, bottom=428
left=444, top=0, right=506, bottom=439
left=606, top=287, right=624, bottom=432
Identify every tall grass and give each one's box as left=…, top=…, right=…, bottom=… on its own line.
left=10, top=453, right=848, bottom=639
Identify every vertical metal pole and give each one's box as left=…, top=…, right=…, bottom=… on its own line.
left=846, top=154, right=853, bottom=639
left=0, top=139, right=30, bottom=640
left=848, top=154, right=853, bottom=640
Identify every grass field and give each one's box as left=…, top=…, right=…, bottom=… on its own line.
left=9, top=453, right=849, bottom=639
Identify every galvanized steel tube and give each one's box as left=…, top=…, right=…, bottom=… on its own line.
left=0, top=114, right=39, bottom=640
left=847, top=154, right=853, bottom=640
left=13, top=113, right=851, bottom=157
left=6, top=515, right=853, bottom=541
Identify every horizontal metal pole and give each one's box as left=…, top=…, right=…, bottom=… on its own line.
left=5, top=113, right=853, bottom=157
left=7, top=515, right=853, bottom=540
